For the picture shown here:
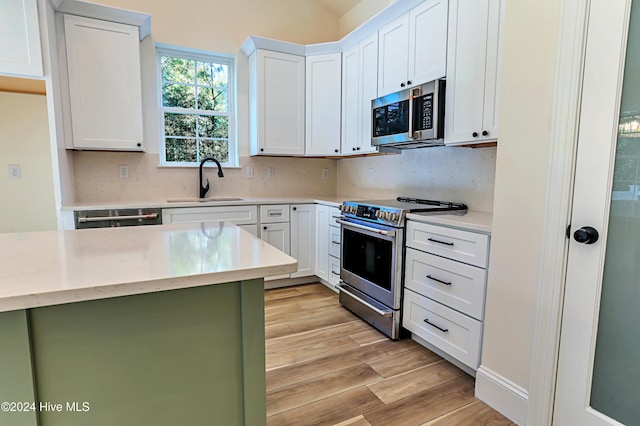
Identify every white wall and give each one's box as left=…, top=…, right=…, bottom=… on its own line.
left=339, top=0, right=393, bottom=37
left=481, top=0, right=562, bottom=397
left=0, top=92, right=57, bottom=232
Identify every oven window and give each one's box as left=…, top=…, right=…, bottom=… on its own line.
left=373, top=100, right=409, bottom=137
left=342, top=228, right=393, bottom=291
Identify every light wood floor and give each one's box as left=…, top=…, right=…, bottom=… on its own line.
left=264, top=283, right=515, bottom=426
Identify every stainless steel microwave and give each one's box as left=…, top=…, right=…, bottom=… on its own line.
left=371, top=79, right=445, bottom=151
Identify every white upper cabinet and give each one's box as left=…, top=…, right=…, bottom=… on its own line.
left=305, top=53, right=342, bottom=156
left=377, top=0, right=448, bottom=97
left=444, top=0, right=503, bottom=146
left=64, top=15, right=144, bottom=151
left=341, top=33, right=379, bottom=155
left=0, top=0, right=43, bottom=78
left=249, top=50, right=305, bottom=156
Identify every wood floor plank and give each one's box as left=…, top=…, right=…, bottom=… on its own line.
left=267, top=364, right=383, bottom=416
left=297, top=295, right=340, bottom=310
left=333, top=415, right=372, bottom=426
left=368, top=346, right=442, bottom=378
left=349, top=328, right=388, bottom=346
left=265, top=291, right=336, bottom=309
left=266, top=334, right=360, bottom=371
left=363, top=376, right=476, bottom=426
left=267, top=338, right=421, bottom=392
left=421, top=400, right=513, bottom=426
left=267, top=386, right=384, bottom=426
left=367, top=360, right=466, bottom=404
left=265, top=304, right=355, bottom=329
left=267, top=320, right=369, bottom=353
left=264, top=286, right=304, bottom=301
left=265, top=323, right=294, bottom=340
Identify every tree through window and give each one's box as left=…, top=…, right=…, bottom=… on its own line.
left=158, top=47, right=236, bottom=166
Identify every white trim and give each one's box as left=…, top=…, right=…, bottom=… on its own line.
left=526, top=0, right=590, bottom=424
left=476, top=366, right=528, bottom=426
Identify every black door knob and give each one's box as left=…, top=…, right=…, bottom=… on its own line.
left=573, top=226, right=599, bottom=244
left=400, top=82, right=406, bottom=87
left=292, top=207, right=297, bottom=211
left=482, top=131, right=489, bottom=136
left=263, top=226, right=267, bottom=230
left=472, top=132, right=479, bottom=137
left=407, top=80, right=412, bottom=85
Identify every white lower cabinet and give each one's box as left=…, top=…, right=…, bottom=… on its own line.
left=260, top=204, right=291, bottom=281
left=315, top=205, right=341, bottom=291
left=290, top=204, right=316, bottom=278
left=403, top=219, right=490, bottom=371
left=162, top=205, right=258, bottom=237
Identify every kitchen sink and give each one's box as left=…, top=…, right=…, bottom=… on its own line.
left=166, top=197, right=244, bottom=203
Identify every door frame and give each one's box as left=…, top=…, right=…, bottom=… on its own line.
left=526, top=0, right=591, bottom=424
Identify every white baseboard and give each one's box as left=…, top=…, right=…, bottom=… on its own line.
left=475, top=366, right=529, bottom=425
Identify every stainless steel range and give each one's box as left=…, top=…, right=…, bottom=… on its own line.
left=336, top=197, right=467, bottom=339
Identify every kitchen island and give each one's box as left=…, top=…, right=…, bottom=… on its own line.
left=0, top=222, right=297, bottom=426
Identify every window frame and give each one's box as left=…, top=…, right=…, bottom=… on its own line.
left=156, top=44, right=238, bottom=167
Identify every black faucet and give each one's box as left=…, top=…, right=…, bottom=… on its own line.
left=199, top=157, right=224, bottom=198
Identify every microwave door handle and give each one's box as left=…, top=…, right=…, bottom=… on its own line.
left=408, top=90, right=414, bottom=139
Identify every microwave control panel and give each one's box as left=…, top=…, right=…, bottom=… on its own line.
left=415, top=93, right=433, bottom=131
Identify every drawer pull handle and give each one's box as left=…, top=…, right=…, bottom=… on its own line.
left=427, top=238, right=454, bottom=246
left=268, top=212, right=282, bottom=216
left=424, top=319, right=449, bottom=333
left=331, top=271, right=340, bottom=276
left=331, top=240, right=341, bottom=245
left=426, top=275, right=452, bottom=286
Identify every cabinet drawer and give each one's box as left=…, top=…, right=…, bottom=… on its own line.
left=328, top=256, right=341, bottom=287
left=162, top=205, right=257, bottom=225
left=329, top=226, right=341, bottom=258
left=406, top=221, right=489, bottom=267
left=405, top=248, right=486, bottom=320
left=329, top=207, right=342, bottom=227
left=260, top=204, right=290, bottom=223
left=403, top=289, right=482, bottom=370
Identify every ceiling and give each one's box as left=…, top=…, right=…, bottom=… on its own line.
left=315, top=0, right=362, bottom=17
left=0, top=76, right=46, bottom=95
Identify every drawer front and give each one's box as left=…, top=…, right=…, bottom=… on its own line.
left=328, top=256, right=340, bottom=287
left=162, top=205, right=257, bottom=225
left=329, top=207, right=342, bottom=227
left=329, top=226, right=341, bottom=258
left=405, top=248, right=486, bottom=320
left=406, top=221, right=490, bottom=267
left=260, top=204, right=290, bottom=223
left=403, top=289, right=483, bottom=370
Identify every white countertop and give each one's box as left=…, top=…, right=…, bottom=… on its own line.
left=406, top=210, right=493, bottom=234
left=61, top=196, right=347, bottom=211
left=0, top=222, right=297, bottom=313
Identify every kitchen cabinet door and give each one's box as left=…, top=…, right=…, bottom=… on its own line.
left=342, top=33, right=379, bottom=155
left=64, top=15, right=144, bottom=151
left=249, top=50, right=305, bottom=156
left=0, top=0, right=43, bottom=78
left=306, top=53, right=341, bottom=156
left=377, top=14, right=410, bottom=97
left=260, top=222, right=290, bottom=255
left=377, top=0, right=448, bottom=98
left=290, top=204, right=316, bottom=278
left=444, top=0, right=503, bottom=146
left=315, top=205, right=330, bottom=282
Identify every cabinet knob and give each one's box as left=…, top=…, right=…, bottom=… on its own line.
left=136, top=143, right=142, bottom=147
left=472, top=132, right=479, bottom=138
left=335, top=149, right=339, bottom=153
left=356, top=147, right=361, bottom=151
left=292, top=207, right=297, bottom=211
left=400, top=82, right=406, bottom=88
left=482, top=130, right=489, bottom=136
left=260, top=148, right=264, bottom=152
left=407, top=80, right=412, bottom=85
left=352, top=147, right=356, bottom=151
left=263, top=226, right=267, bottom=230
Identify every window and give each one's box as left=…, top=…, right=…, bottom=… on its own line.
left=157, top=46, right=237, bottom=166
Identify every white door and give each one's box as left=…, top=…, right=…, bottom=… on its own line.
left=290, top=204, right=316, bottom=278
left=554, top=0, right=640, bottom=424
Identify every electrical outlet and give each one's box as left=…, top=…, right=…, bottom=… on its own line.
left=8, top=164, right=21, bottom=179
left=246, top=167, right=254, bottom=179
left=368, top=168, right=375, bottom=180
left=322, top=168, right=329, bottom=179
left=267, top=167, right=275, bottom=178
left=118, top=165, right=129, bottom=179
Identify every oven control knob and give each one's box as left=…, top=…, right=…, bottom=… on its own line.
left=374, top=210, right=382, bottom=218
left=389, top=213, right=398, bottom=222
left=383, top=211, right=391, bottom=220
left=349, top=206, right=357, bottom=214
left=339, top=205, right=345, bottom=212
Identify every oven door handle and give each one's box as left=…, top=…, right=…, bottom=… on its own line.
left=339, top=285, right=393, bottom=317
left=335, top=219, right=396, bottom=237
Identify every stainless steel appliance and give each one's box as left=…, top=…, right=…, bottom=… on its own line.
left=372, top=79, right=446, bottom=151
left=337, top=197, right=467, bottom=339
left=74, top=208, right=162, bottom=229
